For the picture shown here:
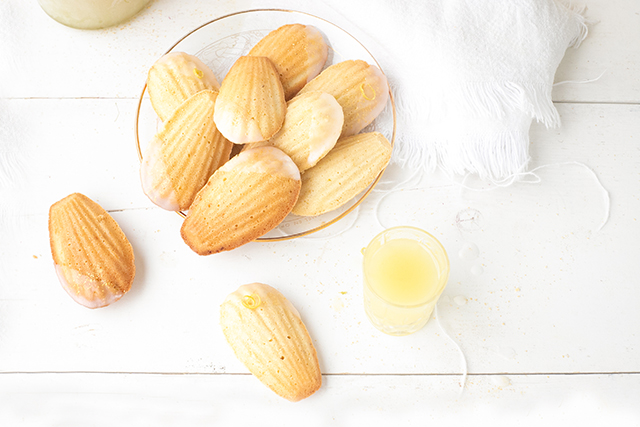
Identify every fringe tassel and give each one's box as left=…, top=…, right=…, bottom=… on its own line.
left=395, top=128, right=531, bottom=182
left=558, top=1, right=589, bottom=48
left=455, top=81, right=560, bottom=128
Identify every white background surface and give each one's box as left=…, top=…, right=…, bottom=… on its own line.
left=1, top=0, right=639, bottom=425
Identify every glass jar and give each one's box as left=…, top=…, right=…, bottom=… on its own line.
left=363, top=226, right=450, bottom=336
left=38, top=0, right=151, bottom=30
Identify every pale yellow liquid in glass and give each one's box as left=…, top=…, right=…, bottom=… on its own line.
left=368, top=238, right=439, bottom=306
left=363, top=227, right=449, bottom=336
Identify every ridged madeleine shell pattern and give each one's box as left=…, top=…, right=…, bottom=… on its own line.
left=181, top=147, right=301, bottom=255
left=213, top=56, right=286, bottom=144
left=298, top=60, right=389, bottom=137
left=141, top=90, right=232, bottom=211
left=48, top=193, right=135, bottom=309
left=249, top=24, right=328, bottom=100
left=220, top=283, right=322, bottom=402
left=244, top=91, right=343, bottom=172
left=292, top=132, right=392, bottom=217
left=148, top=51, right=220, bottom=122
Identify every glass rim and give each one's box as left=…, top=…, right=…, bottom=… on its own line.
left=362, top=226, right=450, bottom=309
left=134, top=8, right=397, bottom=241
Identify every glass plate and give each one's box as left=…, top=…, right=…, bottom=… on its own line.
left=135, top=9, right=396, bottom=241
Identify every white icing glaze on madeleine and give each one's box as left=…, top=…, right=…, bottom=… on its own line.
left=55, top=264, right=125, bottom=309
left=221, top=146, right=300, bottom=181
left=140, top=136, right=181, bottom=211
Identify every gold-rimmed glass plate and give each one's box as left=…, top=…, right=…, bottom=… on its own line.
left=135, top=9, right=396, bottom=241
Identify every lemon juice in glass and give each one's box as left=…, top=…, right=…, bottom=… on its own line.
left=363, top=226, right=449, bottom=336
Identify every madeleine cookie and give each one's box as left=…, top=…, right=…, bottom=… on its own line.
left=298, top=60, right=389, bottom=137
left=49, top=193, right=135, bottom=309
left=140, top=90, right=233, bottom=211
left=249, top=24, right=328, bottom=100
left=243, top=91, right=343, bottom=172
left=147, top=51, right=220, bottom=122
left=213, top=56, right=286, bottom=144
left=292, top=132, right=392, bottom=216
left=220, top=283, right=322, bottom=402
left=181, top=147, right=300, bottom=254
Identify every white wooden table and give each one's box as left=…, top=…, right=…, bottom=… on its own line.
left=1, top=0, right=639, bottom=424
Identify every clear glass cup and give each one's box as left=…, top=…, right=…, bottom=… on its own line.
left=38, top=0, right=151, bottom=30
left=363, top=226, right=450, bottom=336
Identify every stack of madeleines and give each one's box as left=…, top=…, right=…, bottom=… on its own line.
left=141, top=23, right=393, bottom=255
left=48, top=23, right=393, bottom=402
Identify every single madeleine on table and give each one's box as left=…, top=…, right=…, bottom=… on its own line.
left=48, top=193, right=135, bottom=309
left=147, top=51, right=220, bottom=122
left=181, top=146, right=301, bottom=255
left=220, top=283, right=322, bottom=402
left=140, top=90, right=233, bottom=211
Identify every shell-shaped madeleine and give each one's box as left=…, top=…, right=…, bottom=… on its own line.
left=220, top=283, right=322, bottom=402
left=181, top=147, right=301, bottom=255
left=243, top=91, right=343, bottom=172
left=249, top=24, right=328, bottom=100
left=141, top=90, right=233, bottom=211
left=298, top=60, right=389, bottom=137
left=292, top=132, right=392, bottom=216
left=48, top=193, right=135, bottom=309
left=148, top=51, right=220, bottom=122
left=213, top=56, right=286, bottom=144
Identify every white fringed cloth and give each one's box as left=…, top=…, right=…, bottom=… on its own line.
left=341, top=0, right=588, bottom=181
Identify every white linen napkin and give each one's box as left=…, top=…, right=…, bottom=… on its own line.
left=327, top=0, right=587, bottom=181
